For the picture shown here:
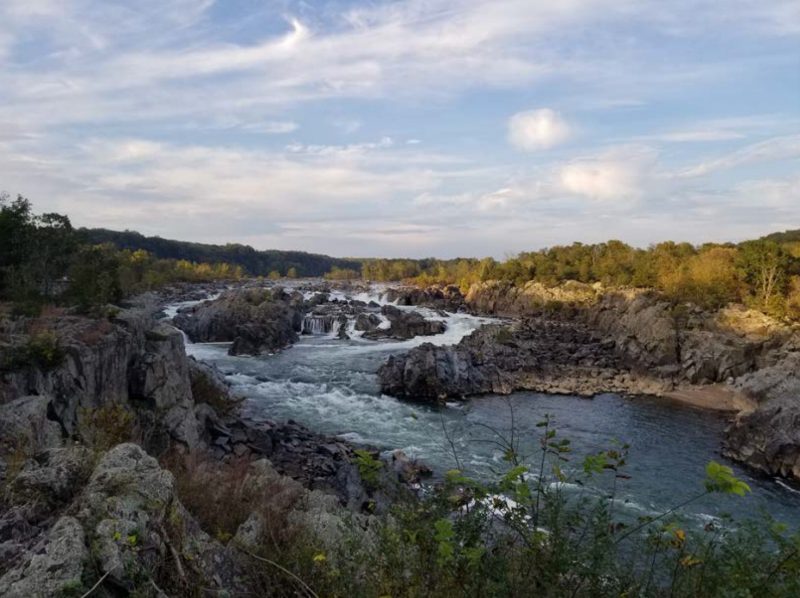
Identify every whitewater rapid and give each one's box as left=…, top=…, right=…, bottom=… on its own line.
left=168, top=284, right=800, bottom=530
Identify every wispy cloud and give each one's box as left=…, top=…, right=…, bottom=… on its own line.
left=0, top=0, right=798, bottom=256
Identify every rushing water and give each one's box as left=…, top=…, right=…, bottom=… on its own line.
left=172, top=287, right=800, bottom=530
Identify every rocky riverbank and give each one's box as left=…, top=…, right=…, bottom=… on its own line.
left=379, top=281, right=800, bottom=482
left=0, top=293, right=427, bottom=595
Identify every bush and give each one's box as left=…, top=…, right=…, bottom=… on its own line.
left=190, top=368, right=240, bottom=416
left=78, top=404, right=137, bottom=451
left=305, top=415, right=800, bottom=597
left=1, top=330, right=64, bottom=372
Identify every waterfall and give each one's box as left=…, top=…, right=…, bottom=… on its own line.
left=302, top=315, right=336, bottom=335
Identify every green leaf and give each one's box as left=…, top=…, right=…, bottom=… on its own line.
left=704, top=461, right=751, bottom=496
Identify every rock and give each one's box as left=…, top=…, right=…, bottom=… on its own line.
left=7, top=447, right=93, bottom=516
left=355, top=313, right=381, bottom=332
left=378, top=321, right=666, bottom=403
left=363, top=305, right=446, bottom=341
left=0, top=396, right=63, bottom=457
left=77, top=443, right=239, bottom=592
left=0, top=516, right=88, bottom=598
left=173, top=288, right=301, bottom=356
left=390, top=450, right=433, bottom=484
left=0, top=307, right=207, bottom=456
left=383, top=285, right=465, bottom=311
left=465, top=280, right=599, bottom=316
left=724, top=350, right=800, bottom=477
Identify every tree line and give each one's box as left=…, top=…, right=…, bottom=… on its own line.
left=0, top=195, right=243, bottom=313
left=356, top=239, right=800, bottom=317
left=85, top=228, right=361, bottom=278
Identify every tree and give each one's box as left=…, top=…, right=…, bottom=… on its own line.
left=0, top=194, right=35, bottom=298
left=286, top=267, right=298, bottom=279
left=737, top=240, right=789, bottom=310
left=68, top=244, right=123, bottom=312
left=30, top=212, right=79, bottom=296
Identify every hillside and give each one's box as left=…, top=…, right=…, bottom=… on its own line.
left=82, top=228, right=362, bottom=277
left=763, top=229, right=800, bottom=244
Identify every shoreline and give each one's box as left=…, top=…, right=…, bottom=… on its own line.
left=661, top=384, right=754, bottom=414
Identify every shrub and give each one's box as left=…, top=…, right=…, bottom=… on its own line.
left=190, top=369, right=240, bottom=416
left=306, top=415, right=800, bottom=597
left=1, top=330, right=64, bottom=372
left=78, top=404, right=137, bottom=451
left=494, top=327, right=514, bottom=345
left=353, top=449, right=384, bottom=491
left=168, top=454, right=299, bottom=540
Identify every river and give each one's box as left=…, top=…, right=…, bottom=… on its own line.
left=167, top=286, right=800, bottom=530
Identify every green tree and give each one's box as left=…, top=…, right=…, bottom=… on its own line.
left=68, top=244, right=123, bottom=312
left=737, top=240, right=789, bottom=311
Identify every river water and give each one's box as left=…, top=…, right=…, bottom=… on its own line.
left=169, top=287, right=800, bottom=530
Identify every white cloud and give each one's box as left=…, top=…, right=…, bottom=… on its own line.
left=243, top=121, right=299, bottom=134
left=508, top=108, right=572, bottom=151
left=653, top=129, right=746, bottom=142
left=558, top=146, right=658, bottom=201
left=680, top=134, right=800, bottom=177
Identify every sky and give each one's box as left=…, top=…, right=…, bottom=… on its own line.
left=0, top=0, right=798, bottom=258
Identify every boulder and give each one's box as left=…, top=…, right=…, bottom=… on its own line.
left=0, top=396, right=63, bottom=458
left=173, top=288, right=302, bottom=356
left=0, top=516, right=88, bottom=598
left=363, top=305, right=446, bottom=341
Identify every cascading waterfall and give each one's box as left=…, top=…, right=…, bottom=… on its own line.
left=302, top=314, right=336, bottom=335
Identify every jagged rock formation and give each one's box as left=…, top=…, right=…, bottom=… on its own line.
left=0, top=295, right=427, bottom=595
left=723, top=341, right=800, bottom=478
left=378, top=321, right=667, bottom=402
left=362, top=305, right=446, bottom=341
left=0, top=309, right=203, bottom=453
left=382, top=285, right=465, bottom=311
left=464, top=280, right=601, bottom=316
left=173, top=288, right=303, bottom=356
left=383, top=281, right=800, bottom=480
left=0, top=443, right=368, bottom=596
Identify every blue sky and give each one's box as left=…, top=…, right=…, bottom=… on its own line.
left=0, top=0, right=798, bottom=258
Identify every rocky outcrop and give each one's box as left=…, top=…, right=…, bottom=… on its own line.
left=363, top=305, right=446, bottom=341
left=723, top=344, right=800, bottom=478
left=0, top=287, right=431, bottom=595
left=383, top=285, right=465, bottom=312
left=1, top=444, right=245, bottom=595
left=379, top=321, right=668, bottom=403
left=0, top=308, right=202, bottom=454
left=465, top=280, right=601, bottom=316
left=0, top=516, right=89, bottom=598
left=585, top=293, right=785, bottom=385
left=173, top=288, right=302, bottom=356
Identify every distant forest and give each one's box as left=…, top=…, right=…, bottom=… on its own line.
left=84, top=228, right=362, bottom=278
left=2, top=194, right=799, bottom=320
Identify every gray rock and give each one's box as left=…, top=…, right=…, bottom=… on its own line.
left=8, top=447, right=93, bottom=516
left=363, top=305, right=446, bottom=341
left=0, top=396, right=63, bottom=457
left=0, top=516, right=88, bottom=598
left=173, top=288, right=301, bottom=356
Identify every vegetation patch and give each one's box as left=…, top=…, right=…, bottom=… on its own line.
left=1, top=330, right=65, bottom=372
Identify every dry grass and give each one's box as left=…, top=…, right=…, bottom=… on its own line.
left=78, top=404, right=138, bottom=451
left=75, top=319, right=114, bottom=346
left=162, top=451, right=304, bottom=546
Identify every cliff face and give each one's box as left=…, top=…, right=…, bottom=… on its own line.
left=0, top=308, right=201, bottom=452
left=723, top=342, right=800, bottom=479
left=0, top=297, right=421, bottom=595
left=387, top=282, right=800, bottom=481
